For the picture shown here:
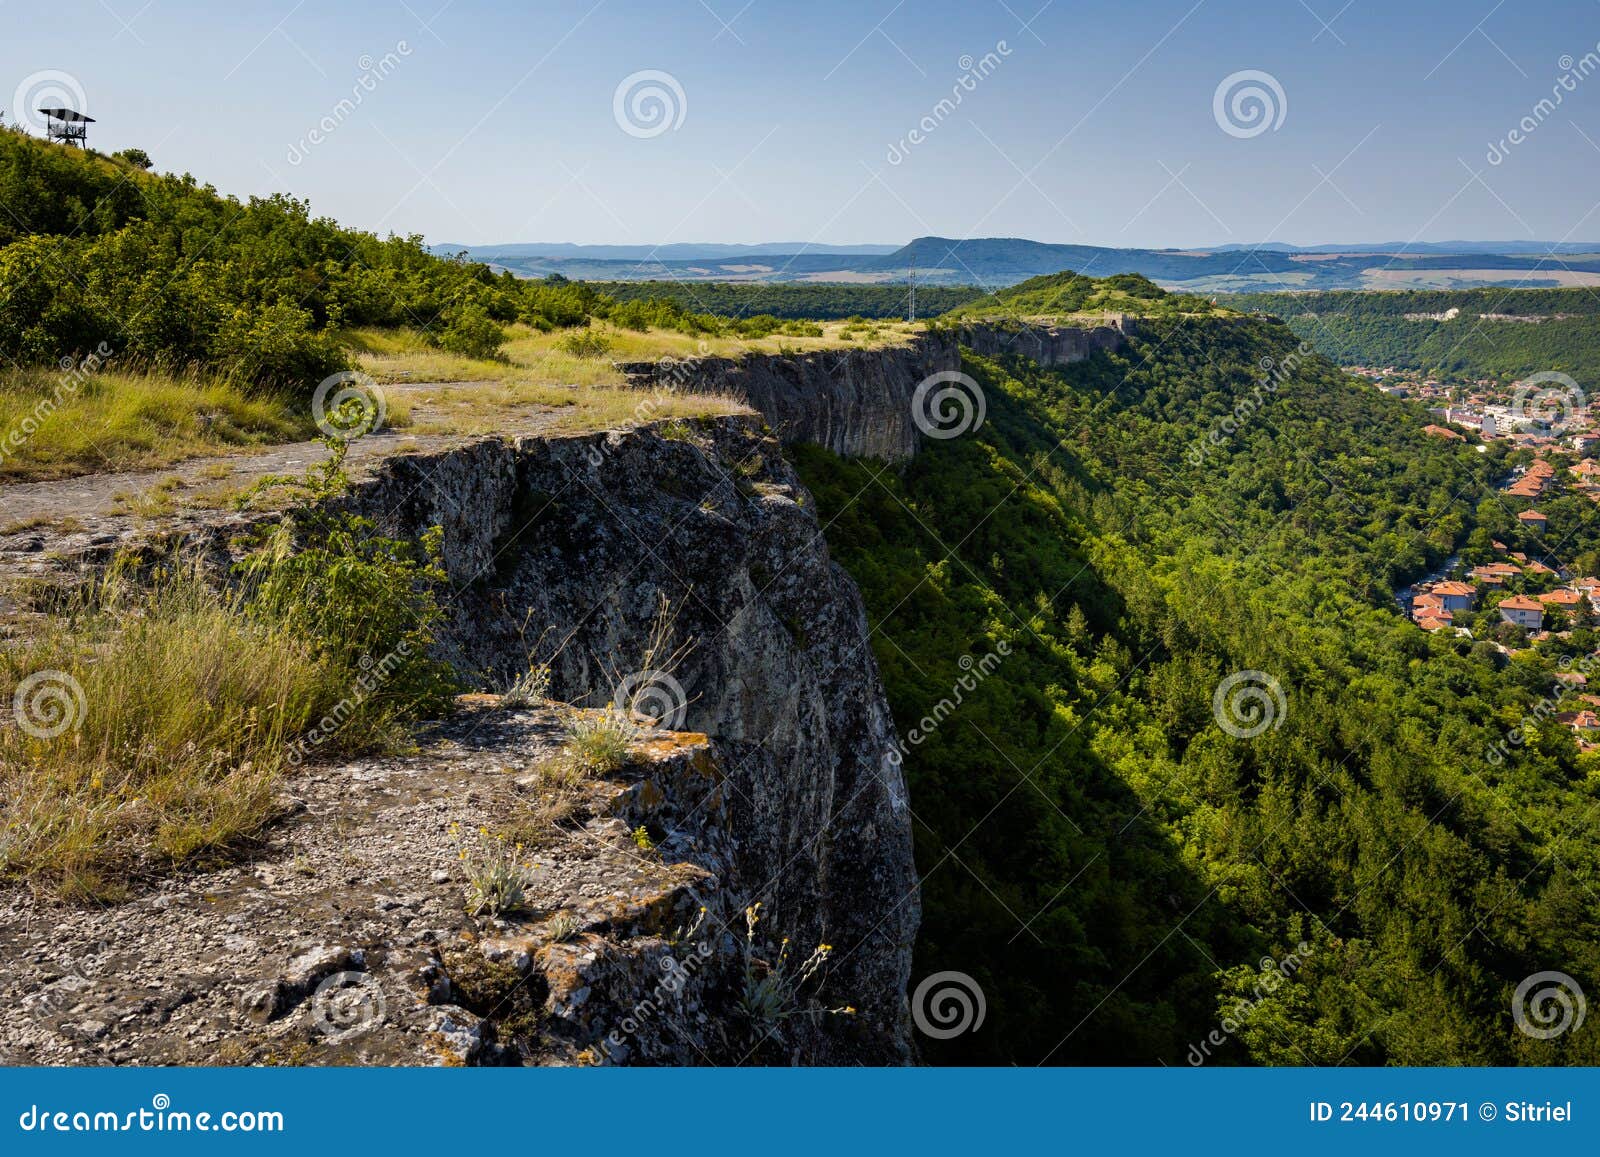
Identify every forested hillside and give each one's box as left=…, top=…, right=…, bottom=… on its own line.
left=0, top=128, right=814, bottom=391
left=1234, top=287, right=1600, bottom=382
left=600, top=279, right=983, bottom=319
left=797, top=296, right=1600, bottom=1065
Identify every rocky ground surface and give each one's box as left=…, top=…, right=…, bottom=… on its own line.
left=0, top=701, right=758, bottom=1067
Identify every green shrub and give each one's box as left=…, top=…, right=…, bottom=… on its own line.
left=213, top=302, right=348, bottom=392
left=435, top=303, right=506, bottom=359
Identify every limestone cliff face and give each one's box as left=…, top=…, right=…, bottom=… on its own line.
left=347, top=418, right=919, bottom=1062
left=618, top=322, right=1130, bottom=461
left=618, top=339, right=955, bottom=460
left=952, top=318, right=1135, bottom=367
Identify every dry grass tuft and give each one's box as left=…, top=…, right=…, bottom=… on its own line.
left=0, top=560, right=402, bottom=899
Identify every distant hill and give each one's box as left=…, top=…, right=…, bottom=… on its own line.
left=429, top=241, right=900, bottom=260
left=440, top=234, right=1600, bottom=293
left=1233, top=285, right=1600, bottom=383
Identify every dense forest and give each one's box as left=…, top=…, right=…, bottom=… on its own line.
left=942, top=269, right=1218, bottom=319
left=1234, top=287, right=1600, bottom=383
left=797, top=290, right=1600, bottom=1065
left=598, top=279, right=983, bottom=319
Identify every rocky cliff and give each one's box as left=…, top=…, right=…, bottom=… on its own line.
left=347, top=418, right=919, bottom=1061
left=1, top=417, right=918, bottom=1066
left=951, top=317, right=1136, bottom=367
left=618, top=338, right=953, bottom=460
left=618, top=321, right=1130, bottom=461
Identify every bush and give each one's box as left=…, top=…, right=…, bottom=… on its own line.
left=435, top=303, right=506, bottom=359
left=237, top=442, right=460, bottom=719
left=213, top=302, right=347, bottom=392
left=557, top=329, right=613, bottom=358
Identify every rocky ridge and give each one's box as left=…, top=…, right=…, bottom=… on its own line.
left=1, top=415, right=917, bottom=1065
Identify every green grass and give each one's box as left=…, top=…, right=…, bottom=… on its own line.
left=0, top=563, right=336, bottom=898
left=0, top=542, right=437, bottom=900
left=0, top=367, right=307, bottom=481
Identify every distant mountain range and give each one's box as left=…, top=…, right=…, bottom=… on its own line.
left=430, top=241, right=900, bottom=260
left=430, top=236, right=1600, bottom=293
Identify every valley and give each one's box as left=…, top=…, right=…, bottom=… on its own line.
left=4, top=124, right=1600, bottom=1072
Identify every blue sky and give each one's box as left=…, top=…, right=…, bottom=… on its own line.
left=6, top=0, right=1599, bottom=247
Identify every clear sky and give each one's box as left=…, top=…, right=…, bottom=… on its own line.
left=6, top=0, right=1600, bottom=248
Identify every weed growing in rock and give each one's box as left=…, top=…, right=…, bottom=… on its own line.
left=499, top=663, right=552, bottom=708
left=544, top=910, right=580, bottom=942
left=563, top=709, right=636, bottom=774
left=738, top=903, right=854, bottom=1029
left=453, top=823, right=535, bottom=917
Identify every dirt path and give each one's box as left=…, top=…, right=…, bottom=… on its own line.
left=0, top=384, right=564, bottom=613
left=0, top=382, right=561, bottom=535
